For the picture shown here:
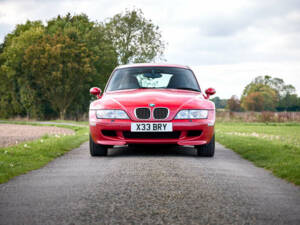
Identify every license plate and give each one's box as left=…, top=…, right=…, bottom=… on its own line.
left=131, top=123, right=172, bottom=132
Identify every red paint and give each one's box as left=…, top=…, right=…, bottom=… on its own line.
left=89, top=64, right=215, bottom=147
left=204, top=88, right=216, bottom=99
left=90, top=87, right=101, bottom=99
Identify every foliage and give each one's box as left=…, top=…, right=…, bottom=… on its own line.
left=242, top=92, right=265, bottom=111
left=226, top=95, right=242, bottom=112
left=241, top=75, right=298, bottom=111
left=278, top=93, right=300, bottom=111
left=0, top=13, right=122, bottom=120
left=0, top=11, right=164, bottom=119
left=216, top=122, right=300, bottom=185
left=104, top=8, right=165, bottom=64
left=211, top=96, right=227, bottom=109
left=22, top=32, right=97, bottom=119
left=0, top=22, right=45, bottom=118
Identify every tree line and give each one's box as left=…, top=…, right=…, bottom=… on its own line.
left=212, top=75, right=300, bottom=112
left=0, top=9, right=165, bottom=120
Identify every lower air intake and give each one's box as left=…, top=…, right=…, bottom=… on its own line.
left=123, top=131, right=181, bottom=139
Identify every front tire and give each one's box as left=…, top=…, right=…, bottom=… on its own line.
left=89, top=135, right=108, bottom=156
left=196, top=134, right=215, bottom=157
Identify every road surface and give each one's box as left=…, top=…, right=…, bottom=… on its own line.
left=1, top=143, right=300, bottom=225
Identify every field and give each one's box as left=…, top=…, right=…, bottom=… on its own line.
left=217, top=111, right=300, bottom=123
left=216, top=122, right=300, bottom=185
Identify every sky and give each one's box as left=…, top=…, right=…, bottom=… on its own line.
left=0, top=0, right=300, bottom=98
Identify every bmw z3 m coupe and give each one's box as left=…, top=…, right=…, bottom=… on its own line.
left=89, top=64, right=216, bottom=157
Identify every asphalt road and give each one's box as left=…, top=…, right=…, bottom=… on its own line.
left=1, top=143, right=300, bottom=225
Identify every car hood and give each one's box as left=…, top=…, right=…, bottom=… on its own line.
left=90, top=89, right=214, bottom=120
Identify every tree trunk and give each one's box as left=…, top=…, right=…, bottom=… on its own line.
left=59, top=109, right=66, bottom=120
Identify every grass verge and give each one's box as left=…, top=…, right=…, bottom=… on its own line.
left=216, top=122, right=300, bottom=185
left=0, top=122, right=89, bottom=184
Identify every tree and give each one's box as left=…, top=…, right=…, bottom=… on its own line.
left=44, top=14, right=118, bottom=116
left=85, top=24, right=118, bottom=90
left=211, top=97, right=227, bottom=109
left=241, top=84, right=278, bottom=111
left=0, top=22, right=45, bottom=118
left=242, top=92, right=264, bottom=111
left=22, top=33, right=97, bottom=119
left=105, top=8, right=165, bottom=64
left=0, top=11, right=165, bottom=119
left=278, top=94, right=299, bottom=111
left=240, top=75, right=295, bottom=111
left=227, top=95, right=241, bottom=112
left=1, top=20, right=44, bottom=48
left=0, top=14, right=118, bottom=119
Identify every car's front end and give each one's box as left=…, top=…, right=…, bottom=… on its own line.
left=89, top=92, right=215, bottom=146
left=89, top=64, right=216, bottom=156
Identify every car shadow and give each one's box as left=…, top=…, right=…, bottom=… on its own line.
left=107, top=145, right=196, bottom=157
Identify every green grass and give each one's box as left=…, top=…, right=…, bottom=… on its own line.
left=216, top=122, right=300, bottom=185
left=0, top=122, right=89, bottom=183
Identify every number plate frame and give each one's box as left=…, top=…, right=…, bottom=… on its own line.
left=131, top=123, right=173, bottom=132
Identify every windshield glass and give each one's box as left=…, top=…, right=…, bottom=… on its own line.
left=106, top=67, right=201, bottom=92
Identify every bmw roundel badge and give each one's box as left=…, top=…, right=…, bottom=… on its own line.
left=149, top=103, right=155, bottom=107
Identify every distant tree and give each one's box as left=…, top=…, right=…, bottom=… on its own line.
left=278, top=94, right=300, bottom=111
left=227, top=95, right=241, bottom=112
left=211, top=96, right=227, bottom=109
left=257, top=76, right=295, bottom=97
left=105, top=8, right=165, bottom=64
left=242, top=92, right=264, bottom=111
left=241, top=84, right=278, bottom=111
left=240, top=75, right=296, bottom=111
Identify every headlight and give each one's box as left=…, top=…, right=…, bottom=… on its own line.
left=175, top=110, right=208, bottom=119
left=95, top=110, right=129, bottom=119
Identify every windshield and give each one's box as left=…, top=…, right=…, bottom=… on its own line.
left=106, top=67, right=201, bottom=92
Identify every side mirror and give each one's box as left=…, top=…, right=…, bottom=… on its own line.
left=90, top=87, right=102, bottom=99
left=205, top=88, right=216, bottom=99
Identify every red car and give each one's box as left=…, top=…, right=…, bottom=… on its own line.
left=89, top=64, right=216, bottom=157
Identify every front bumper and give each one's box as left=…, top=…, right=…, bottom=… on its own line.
left=89, top=119, right=214, bottom=146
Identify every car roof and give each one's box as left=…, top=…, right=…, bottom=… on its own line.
left=115, top=63, right=191, bottom=70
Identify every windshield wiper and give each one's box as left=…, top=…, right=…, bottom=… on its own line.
left=174, top=87, right=201, bottom=92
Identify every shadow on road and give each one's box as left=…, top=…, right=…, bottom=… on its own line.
left=107, top=145, right=197, bottom=157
